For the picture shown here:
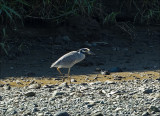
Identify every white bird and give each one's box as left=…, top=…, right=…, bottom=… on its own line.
left=50, top=48, right=94, bottom=82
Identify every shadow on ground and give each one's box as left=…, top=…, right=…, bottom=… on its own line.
left=0, top=24, right=160, bottom=79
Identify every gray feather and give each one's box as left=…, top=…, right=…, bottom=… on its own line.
left=51, top=51, right=85, bottom=68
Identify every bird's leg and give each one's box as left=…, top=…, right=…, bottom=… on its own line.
left=68, top=68, right=71, bottom=83
left=57, top=68, right=64, bottom=81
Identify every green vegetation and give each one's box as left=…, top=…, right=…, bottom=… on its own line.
left=0, top=0, right=160, bottom=55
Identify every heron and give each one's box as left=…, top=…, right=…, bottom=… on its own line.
left=50, top=48, right=94, bottom=82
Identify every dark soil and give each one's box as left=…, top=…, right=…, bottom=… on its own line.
left=0, top=17, right=160, bottom=79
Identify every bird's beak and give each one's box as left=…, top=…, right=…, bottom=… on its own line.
left=88, top=51, right=95, bottom=55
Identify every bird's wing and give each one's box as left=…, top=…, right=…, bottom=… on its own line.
left=51, top=51, right=79, bottom=68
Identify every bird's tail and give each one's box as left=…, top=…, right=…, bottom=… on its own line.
left=50, top=63, right=55, bottom=68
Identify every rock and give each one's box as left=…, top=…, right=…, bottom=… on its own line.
left=149, top=106, right=160, bottom=112
left=25, top=92, right=36, bottom=97
left=71, top=79, right=77, bottom=82
left=115, top=107, right=123, bottom=112
left=101, top=70, right=110, bottom=75
left=54, top=111, right=70, bottom=116
left=36, top=112, right=44, bottom=116
left=28, top=84, right=41, bottom=89
left=52, top=90, right=65, bottom=98
left=93, top=76, right=98, bottom=80
left=108, top=67, right=122, bottom=72
left=29, top=80, right=35, bottom=85
left=87, top=102, right=95, bottom=107
left=43, top=84, right=55, bottom=88
left=143, top=89, right=153, bottom=94
left=104, top=80, right=116, bottom=84
left=91, top=112, right=103, bottom=116
left=7, top=108, right=17, bottom=115
left=3, top=84, right=11, bottom=90
left=99, top=90, right=106, bottom=94
left=142, top=112, right=150, bottom=116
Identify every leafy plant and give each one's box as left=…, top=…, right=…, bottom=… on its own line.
left=103, top=12, right=119, bottom=25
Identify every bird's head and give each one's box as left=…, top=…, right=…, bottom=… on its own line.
left=78, top=48, right=95, bottom=55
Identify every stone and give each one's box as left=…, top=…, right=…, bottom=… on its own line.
left=104, top=80, right=116, bottom=84
left=28, top=84, right=41, bottom=89
left=43, top=84, right=55, bottom=88
left=3, top=84, right=11, bottom=90
left=149, top=106, right=160, bottom=112
left=54, top=111, right=70, bottom=116
left=7, top=108, right=17, bottom=115
left=25, top=92, right=36, bottom=97
left=71, top=79, right=77, bottom=82
left=91, top=112, right=103, bottom=116
left=0, top=96, right=2, bottom=101
left=142, top=111, right=150, bottom=116
left=93, top=76, right=98, bottom=80
left=143, top=89, right=153, bottom=94
left=36, top=112, right=44, bottom=116
left=101, top=70, right=110, bottom=75
left=52, top=90, right=65, bottom=98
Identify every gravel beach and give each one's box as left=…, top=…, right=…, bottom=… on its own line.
left=0, top=78, right=160, bottom=116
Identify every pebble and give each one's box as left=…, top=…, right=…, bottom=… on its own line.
left=91, top=112, right=103, bottom=116
left=149, top=106, right=160, bottom=112
left=104, top=80, right=116, bottom=84
left=37, top=112, right=44, bottom=116
left=28, top=84, right=41, bottom=89
left=54, top=111, right=70, bottom=116
left=100, top=70, right=110, bottom=75
left=71, top=79, right=77, bottom=82
left=0, top=96, right=2, bottom=101
left=52, top=90, right=65, bottom=98
left=142, top=111, right=150, bottom=116
left=3, top=85, right=11, bottom=90
left=25, top=91, right=36, bottom=97
left=143, top=89, right=153, bottom=94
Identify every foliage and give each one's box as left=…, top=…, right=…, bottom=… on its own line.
left=0, top=0, right=160, bottom=55
left=121, top=0, right=160, bottom=24
left=103, top=12, right=119, bottom=25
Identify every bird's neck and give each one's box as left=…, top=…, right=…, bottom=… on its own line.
left=78, top=50, right=85, bottom=55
